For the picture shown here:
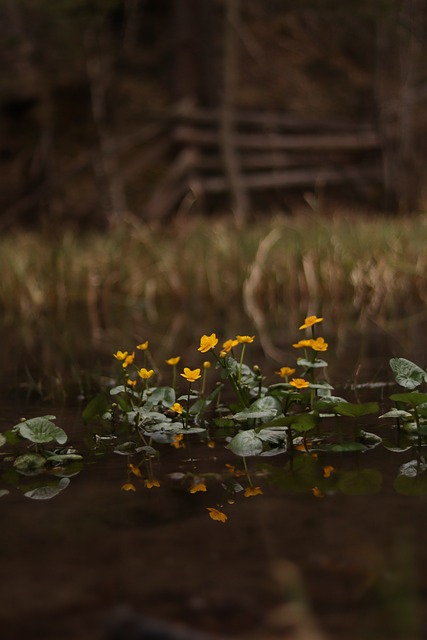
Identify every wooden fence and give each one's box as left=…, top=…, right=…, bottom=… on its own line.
left=144, top=105, right=382, bottom=220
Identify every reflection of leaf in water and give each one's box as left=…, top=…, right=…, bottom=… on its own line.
left=0, top=490, right=9, bottom=498
left=23, top=477, right=70, bottom=500
left=13, top=453, right=46, bottom=474
left=338, top=469, right=382, bottom=495
left=266, top=456, right=321, bottom=493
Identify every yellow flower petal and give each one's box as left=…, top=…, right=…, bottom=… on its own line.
left=275, top=366, right=296, bottom=378
left=180, top=367, right=202, bottom=383
left=222, top=339, right=239, bottom=353
left=289, top=378, right=310, bottom=389
left=198, top=333, right=219, bottom=353
left=138, top=367, right=154, bottom=380
left=292, top=339, right=313, bottom=349
left=299, top=316, right=324, bottom=330
left=113, top=350, right=128, bottom=361
left=137, top=341, right=149, bottom=350
left=236, top=335, right=255, bottom=343
left=166, top=356, right=181, bottom=366
left=310, top=337, right=328, bottom=352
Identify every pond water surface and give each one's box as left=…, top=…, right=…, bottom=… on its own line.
left=2, top=316, right=427, bottom=640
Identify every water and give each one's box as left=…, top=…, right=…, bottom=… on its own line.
left=2, top=316, right=427, bottom=640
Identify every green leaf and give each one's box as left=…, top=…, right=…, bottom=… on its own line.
left=338, top=469, right=382, bottom=495
left=379, top=408, right=413, bottom=419
left=226, top=430, right=263, bottom=456
left=335, top=402, right=379, bottom=417
left=144, top=386, right=176, bottom=409
left=16, top=418, right=67, bottom=445
left=390, top=392, right=427, bottom=406
left=233, top=396, right=281, bottom=422
left=390, top=357, right=427, bottom=390
left=297, top=357, right=328, bottom=369
left=262, top=412, right=318, bottom=432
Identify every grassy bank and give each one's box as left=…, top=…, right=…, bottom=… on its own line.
left=2, top=211, right=427, bottom=325
left=3, top=210, right=427, bottom=398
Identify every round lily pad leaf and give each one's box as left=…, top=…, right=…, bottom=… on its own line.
left=17, top=418, right=67, bottom=445
left=390, top=357, right=427, bottom=390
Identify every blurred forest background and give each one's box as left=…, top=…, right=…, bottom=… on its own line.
left=1, top=0, right=427, bottom=230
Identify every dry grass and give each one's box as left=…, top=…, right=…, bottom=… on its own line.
left=2, top=211, right=427, bottom=326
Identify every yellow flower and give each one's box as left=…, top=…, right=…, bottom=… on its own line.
left=207, top=507, right=228, bottom=523
left=292, top=339, right=313, bottom=349
left=137, top=341, right=149, bottom=351
left=166, top=356, right=181, bottom=366
left=171, top=402, right=183, bottom=414
left=113, top=350, right=128, bottom=361
left=219, top=350, right=227, bottom=358
left=138, top=367, right=154, bottom=380
left=299, top=315, right=324, bottom=330
left=180, top=367, right=202, bottom=383
left=222, top=339, right=239, bottom=353
left=236, top=335, right=255, bottom=344
left=129, top=463, right=142, bottom=478
left=225, top=463, right=246, bottom=477
left=244, top=486, right=263, bottom=497
left=127, top=378, right=137, bottom=387
left=122, top=352, right=135, bottom=368
left=322, top=465, right=334, bottom=478
left=203, top=360, right=211, bottom=369
left=170, top=433, right=185, bottom=449
left=207, top=440, right=215, bottom=448
left=275, top=366, right=296, bottom=378
left=189, top=481, right=207, bottom=494
left=289, top=378, right=310, bottom=389
left=198, top=333, right=219, bottom=353
left=312, top=486, right=324, bottom=498
left=310, top=337, right=328, bottom=352
left=121, top=482, right=136, bottom=492
left=144, top=478, right=160, bottom=489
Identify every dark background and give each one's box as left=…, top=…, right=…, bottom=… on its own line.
left=1, top=0, right=427, bottom=230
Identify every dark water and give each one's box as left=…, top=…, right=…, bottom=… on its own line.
left=2, top=315, right=427, bottom=640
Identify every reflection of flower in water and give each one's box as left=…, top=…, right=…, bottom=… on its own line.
left=189, top=481, right=207, bottom=494
left=207, top=507, right=227, bottom=523
left=312, top=486, right=324, bottom=498
left=244, top=486, right=263, bottom=497
left=129, top=463, right=142, bottom=478
left=121, top=482, right=136, bottom=492
left=170, top=433, right=185, bottom=449
left=144, top=479, right=160, bottom=489
left=322, top=465, right=334, bottom=478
